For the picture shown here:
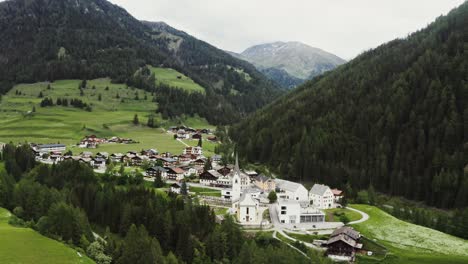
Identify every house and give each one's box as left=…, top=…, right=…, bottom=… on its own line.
left=200, top=170, right=222, bottom=186
left=166, top=167, right=185, bottom=181
left=92, top=157, right=107, bottom=169
left=96, top=152, right=109, bottom=158
left=146, top=166, right=168, bottom=178
left=233, top=193, right=259, bottom=223
left=130, top=156, right=144, bottom=166
left=254, top=174, right=276, bottom=192
left=182, top=167, right=198, bottom=177
left=170, top=183, right=181, bottom=194
left=275, top=179, right=309, bottom=202
left=159, top=157, right=177, bottom=167
left=183, top=146, right=203, bottom=156
left=276, top=199, right=325, bottom=224
left=110, top=153, right=123, bottom=163
left=217, top=166, right=231, bottom=176
left=326, top=227, right=362, bottom=261
left=332, top=189, right=344, bottom=203
left=192, top=158, right=206, bottom=167
left=212, top=155, right=222, bottom=163
left=80, top=151, right=93, bottom=158
left=310, top=184, right=335, bottom=209
left=33, top=144, right=66, bottom=153
left=177, top=129, right=190, bottom=139
left=192, top=133, right=202, bottom=140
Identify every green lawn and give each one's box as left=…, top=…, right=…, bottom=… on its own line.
left=0, top=78, right=215, bottom=156
left=351, top=204, right=468, bottom=264
left=0, top=208, right=94, bottom=264
left=324, top=207, right=362, bottom=222
left=284, top=232, right=329, bottom=244
left=189, top=186, right=221, bottom=197
left=149, top=66, right=205, bottom=94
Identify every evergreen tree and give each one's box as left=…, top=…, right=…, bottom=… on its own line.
left=133, top=114, right=139, bottom=125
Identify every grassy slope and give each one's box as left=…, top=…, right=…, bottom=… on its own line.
left=324, top=207, right=362, bottom=222
left=351, top=204, right=468, bottom=264
left=150, top=67, right=205, bottom=94
left=0, top=78, right=215, bottom=156
left=0, top=208, right=94, bottom=264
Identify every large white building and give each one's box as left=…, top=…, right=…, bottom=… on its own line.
left=33, top=144, right=66, bottom=153
left=275, top=179, right=309, bottom=201
left=276, top=199, right=325, bottom=224
left=309, top=184, right=335, bottom=209
left=234, top=193, right=259, bottom=223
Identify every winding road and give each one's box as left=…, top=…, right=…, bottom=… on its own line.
left=346, top=206, right=370, bottom=224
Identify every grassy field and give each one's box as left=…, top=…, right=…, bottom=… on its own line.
left=0, top=78, right=215, bottom=156
left=149, top=67, right=205, bottom=94
left=351, top=204, right=468, bottom=264
left=190, top=186, right=221, bottom=197
left=324, top=207, right=362, bottom=222
left=0, top=208, right=94, bottom=264
left=284, top=232, right=329, bottom=244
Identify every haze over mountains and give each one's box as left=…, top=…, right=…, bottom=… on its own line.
left=230, top=41, right=346, bottom=88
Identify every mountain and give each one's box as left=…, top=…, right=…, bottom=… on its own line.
left=231, top=3, right=468, bottom=209
left=231, top=41, right=346, bottom=88
left=0, top=0, right=282, bottom=124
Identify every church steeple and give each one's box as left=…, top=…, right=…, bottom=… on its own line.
left=234, top=153, right=240, bottom=174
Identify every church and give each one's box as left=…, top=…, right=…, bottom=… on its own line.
left=231, top=155, right=259, bottom=223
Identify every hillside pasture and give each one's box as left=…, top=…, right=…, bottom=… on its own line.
left=351, top=204, right=468, bottom=264
left=149, top=66, right=205, bottom=94
left=0, top=208, right=94, bottom=264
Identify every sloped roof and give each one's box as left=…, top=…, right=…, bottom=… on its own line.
left=276, top=179, right=305, bottom=192
left=310, top=184, right=331, bottom=196
left=327, top=234, right=362, bottom=248
left=331, top=227, right=360, bottom=240
left=239, top=193, right=257, bottom=207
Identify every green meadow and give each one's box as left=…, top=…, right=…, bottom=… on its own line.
left=150, top=66, right=205, bottom=94
left=351, top=204, right=468, bottom=264
left=0, top=207, right=94, bottom=264
left=0, top=78, right=215, bottom=156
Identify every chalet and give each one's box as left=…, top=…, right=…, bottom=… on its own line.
left=326, top=227, right=362, bottom=261
left=331, top=189, right=344, bottom=203
left=96, top=152, right=109, bottom=158
left=130, top=156, right=146, bottom=166
left=191, top=158, right=206, bottom=167
left=142, top=149, right=159, bottom=156
left=159, top=157, right=176, bottom=167
left=177, top=154, right=192, bottom=164
left=310, top=184, right=335, bottom=209
left=212, top=155, right=222, bottom=163
left=254, top=174, right=276, bottom=192
left=80, top=151, right=93, bottom=158
left=110, top=153, right=123, bottom=163
left=200, top=170, right=222, bottom=186
left=166, top=167, right=185, bottom=181
left=146, top=166, right=168, bottom=178
left=217, top=166, right=232, bottom=176
left=92, top=157, right=107, bottom=169
left=177, top=129, right=190, bottom=139
left=275, top=179, right=309, bottom=201
left=182, top=167, right=198, bottom=177
left=183, top=146, right=202, bottom=156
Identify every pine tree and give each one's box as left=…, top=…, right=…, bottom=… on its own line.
left=133, top=114, right=139, bottom=125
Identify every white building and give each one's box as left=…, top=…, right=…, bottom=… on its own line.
left=275, top=179, right=309, bottom=201
left=183, top=146, right=203, bottom=156
left=33, top=144, right=66, bottom=153
left=234, top=193, right=259, bottom=223
left=276, top=199, right=325, bottom=224
left=310, top=184, right=335, bottom=209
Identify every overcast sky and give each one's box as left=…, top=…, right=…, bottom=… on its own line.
left=107, top=0, right=465, bottom=60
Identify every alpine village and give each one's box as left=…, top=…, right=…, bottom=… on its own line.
left=0, top=0, right=467, bottom=264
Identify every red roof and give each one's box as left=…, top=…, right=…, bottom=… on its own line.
left=331, top=189, right=343, bottom=196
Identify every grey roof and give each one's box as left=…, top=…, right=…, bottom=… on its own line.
left=148, top=166, right=168, bottom=172
left=331, top=227, right=361, bottom=240
left=327, top=234, right=362, bottom=248
left=37, top=144, right=66, bottom=149
left=310, top=184, right=331, bottom=196
left=239, top=193, right=257, bottom=206
left=255, top=174, right=270, bottom=183
left=275, top=179, right=305, bottom=192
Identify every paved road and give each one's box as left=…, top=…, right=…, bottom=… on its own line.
left=346, top=206, right=370, bottom=224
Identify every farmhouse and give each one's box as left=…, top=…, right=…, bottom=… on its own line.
left=332, top=188, right=344, bottom=203
left=170, top=183, right=182, bottom=194
left=275, top=179, right=309, bottom=201
left=310, top=184, right=335, bottom=209
left=199, top=170, right=222, bottom=186
left=326, top=227, right=362, bottom=261
left=146, top=166, right=168, bottom=178
left=217, top=166, right=231, bottom=176
left=183, top=146, right=203, bottom=156
left=166, top=167, right=185, bottom=181
left=110, top=153, right=123, bottom=163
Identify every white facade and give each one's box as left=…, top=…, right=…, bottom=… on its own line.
left=236, top=193, right=258, bottom=223
left=310, top=184, right=335, bottom=209
left=276, top=199, right=325, bottom=224
left=275, top=179, right=309, bottom=201
left=34, top=144, right=66, bottom=153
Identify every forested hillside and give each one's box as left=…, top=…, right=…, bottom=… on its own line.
left=231, top=2, right=468, bottom=209
left=0, top=0, right=282, bottom=124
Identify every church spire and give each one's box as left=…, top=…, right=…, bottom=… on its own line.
left=235, top=153, right=240, bottom=174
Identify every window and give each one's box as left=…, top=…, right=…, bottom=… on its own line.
left=281, top=206, right=286, bottom=210
left=246, top=208, right=249, bottom=214
left=281, top=211, right=286, bottom=215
